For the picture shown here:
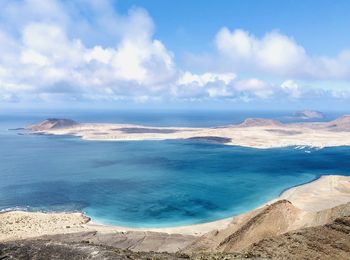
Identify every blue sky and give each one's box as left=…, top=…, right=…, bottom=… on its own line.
left=118, top=0, right=350, bottom=56
left=1, top=0, right=350, bottom=110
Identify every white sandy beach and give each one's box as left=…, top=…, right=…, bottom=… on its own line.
left=1, top=174, right=350, bottom=242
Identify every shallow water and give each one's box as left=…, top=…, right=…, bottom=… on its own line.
left=0, top=111, right=350, bottom=228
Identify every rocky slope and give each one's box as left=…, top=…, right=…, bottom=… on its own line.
left=185, top=200, right=350, bottom=253
left=245, top=216, right=350, bottom=259
left=184, top=200, right=299, bottom=253
left=30, top=118, right=78, bottom=131
left=325, top=115, right=350, bottom=131
left=1, top=216, right=349, bottom=260
left=238, top=118, right=282, bottom=127
left=0, top=240, right=192, bottom=260
left=0, top=238, right=245, bottom=259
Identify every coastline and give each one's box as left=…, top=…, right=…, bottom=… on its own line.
left=277, top=174, right=321, bottom=197
left=30, top=115, right=350, bottom=149
left=1, top=174, right=350, bottom=242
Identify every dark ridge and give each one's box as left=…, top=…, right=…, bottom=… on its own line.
left=186, top=136, right=232, bottom=144
left=265, top=129, right=302, bottom=135
left=0, top=240, right=187, bottom=260
left=118, top=127, right=178, bottom=134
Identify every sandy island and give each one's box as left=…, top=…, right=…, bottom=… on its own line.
left=29, top=116, right=350, bottom=149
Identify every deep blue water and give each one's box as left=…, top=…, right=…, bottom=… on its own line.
left=0, top=111, right=350, bottom=227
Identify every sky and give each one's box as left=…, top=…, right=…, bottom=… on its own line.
left=0, top=0, right=350, bottom=111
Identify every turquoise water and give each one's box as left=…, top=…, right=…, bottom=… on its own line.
left=1, top=112, right=350, bottom=227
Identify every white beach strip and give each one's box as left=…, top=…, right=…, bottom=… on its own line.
left=278, top=175, right=350, bottom=212
left=1, top=174, right=350, bottom=242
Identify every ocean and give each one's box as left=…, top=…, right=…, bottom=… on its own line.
left=0, top=110, right=349, bottom=227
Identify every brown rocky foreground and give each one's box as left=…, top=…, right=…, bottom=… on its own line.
left=1, top=216, right=349, bottom=259
left=245, top=216, right=350, bottom=259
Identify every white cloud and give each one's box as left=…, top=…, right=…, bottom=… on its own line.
left=207, top=87, right=232, bottom=98
left=235, top=79, right=274, bottom=99
left=177, top=72, right=236, bottom=87
left=280, top=80, right=301, bottom=98
left=0, top=0, right=175, bottom=102
left=331, top=89, right=350, bottom=99
left=173, top=72, right=235, bottom=99
left=215, top=28, right=350, bottom=79
left=0, top=0, right=350, bottom=105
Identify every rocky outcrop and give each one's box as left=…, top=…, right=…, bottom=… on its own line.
left=37, top=231, right=196, bottom=253
left=0, top=239, right=192, bottom=260
left=184, top=200, right=302, bottom=253
left=2, top=216, right=349, bottom=259
left=216, top=200, right=300, bottom=252
left=238, top=118, right=282, bottom=127
left=185, top=200, right=350, bottom=253
left=324, top=115, right=350, bottom=131
left=30, top=118, right=78, bottom=131
left=245, top=216, right=350, bottom=259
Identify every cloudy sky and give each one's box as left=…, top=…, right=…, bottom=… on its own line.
left=1, top=0, right=350, bottom=110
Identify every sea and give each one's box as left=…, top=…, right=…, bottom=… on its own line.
left=0, top=109, right=349, bottom=228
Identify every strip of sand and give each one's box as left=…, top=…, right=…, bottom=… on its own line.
left=1, top=175, right=350, bottom=242
left=279, top=175, right=350, bottom=211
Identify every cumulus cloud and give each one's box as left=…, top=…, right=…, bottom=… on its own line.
left=280, top=80, right=302, bottom=98
left=0, top=0, right=175, bottom=102
left=0, top=0, right=349, bottom=105
left=234, top=79, right=274, bottom=99
left=177, top=72, right=236, bottom=87
left=215, top=28, right=350, bottom=79
left=173, top=72, right=236, bottom=99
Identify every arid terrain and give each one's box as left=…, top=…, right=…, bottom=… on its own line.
left=29, top=116, right=350, bottom=149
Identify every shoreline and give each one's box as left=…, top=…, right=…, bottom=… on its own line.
left=277, top=174, right=321, bottom=197
left=29, top=115, right=350, bottom=149
left=85, top=174, right=350, bottom=233
left=0, top=174, right=321, bottom=234
left=1, top=174, right=350, bottom=241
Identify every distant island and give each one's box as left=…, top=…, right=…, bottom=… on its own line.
left=294, top=110, right=325, bottom=119
left=28, top=115, right=350, bottom=149
left=30, top=118, right=78, bottom=131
